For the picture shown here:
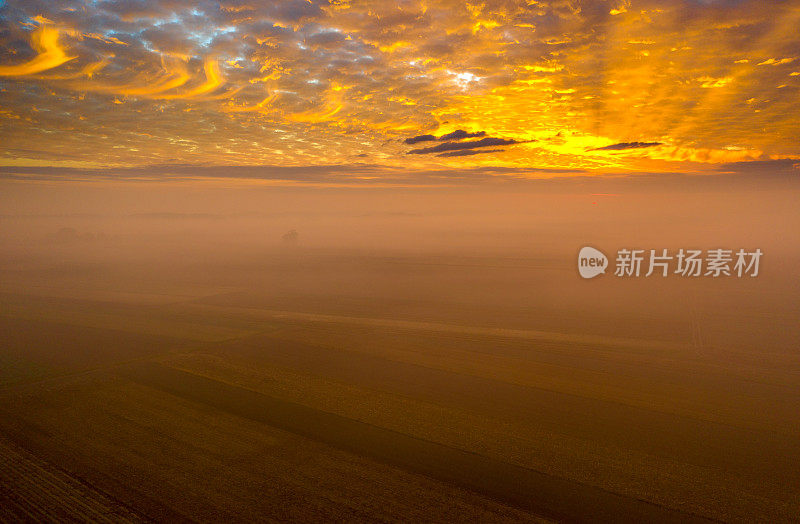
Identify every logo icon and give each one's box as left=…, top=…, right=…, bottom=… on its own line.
left=578, top=246, right=608, bottom=279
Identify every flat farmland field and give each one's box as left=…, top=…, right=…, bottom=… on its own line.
left=0, top=435, right=146, bottom=523
left=1, top=247, right=798, bottom=522
left=0, top=348, right=543, bottom=523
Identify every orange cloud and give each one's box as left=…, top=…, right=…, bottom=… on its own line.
left=0, top=24, right=76, bottom=76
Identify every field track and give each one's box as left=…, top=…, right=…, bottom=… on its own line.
left=0, top=436, right=146, bottom=523
left=122, top=361, right=717, bottom=524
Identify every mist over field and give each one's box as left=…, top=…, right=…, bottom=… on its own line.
left=1, top=172, right=799, bottom=521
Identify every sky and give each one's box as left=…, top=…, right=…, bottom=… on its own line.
left=1, top=0, right=799, bottom=183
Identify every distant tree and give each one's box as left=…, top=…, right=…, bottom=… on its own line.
left=282, top=229, right=299, bottom=245
left=53, top=227, right=80, bottom=242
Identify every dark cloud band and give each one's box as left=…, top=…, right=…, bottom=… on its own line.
left=591, top=142, right=662, bottom=151
left=408, top=137, right=518, bottom=155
